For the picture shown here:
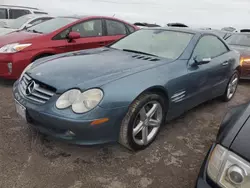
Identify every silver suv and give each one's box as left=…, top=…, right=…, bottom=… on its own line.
left=0, top=5, right=48, bottom=27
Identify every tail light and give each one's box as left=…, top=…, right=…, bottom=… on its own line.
left=240, top=57, right=250, bottom=66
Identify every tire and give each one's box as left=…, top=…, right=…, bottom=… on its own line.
left=221, top=70, right=239, bottom=102
left=119, top=92, right=167, bottom=151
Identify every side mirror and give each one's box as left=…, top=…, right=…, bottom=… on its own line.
left=192, top=56, right=211, bottom=66
left=67, top=31, right=81, bottom=42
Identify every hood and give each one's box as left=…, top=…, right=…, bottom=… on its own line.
left=229, top=102, right=250, bottom=161
left=0, top=20, right=11, bottom=27
left=0, top=31, right=42, bottom=47
left=229, top=45, right=250, bottom=57
left=28, top=48, right=167, bottom=92
left=0, top=28, right=16, bottom=36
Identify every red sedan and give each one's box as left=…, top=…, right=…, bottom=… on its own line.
left=0, top=15, right=139, bottom=79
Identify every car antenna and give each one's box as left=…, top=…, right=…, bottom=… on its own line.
left=112, top=14, right=115, bottom=17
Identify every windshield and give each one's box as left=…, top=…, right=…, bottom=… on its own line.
left=26, top=17, right=78, bottom=34
left=8, top=15, right=34, bottom=29
left=226, top=34, right=250, bottom=47
left=110, top=29, right=194, bottom=59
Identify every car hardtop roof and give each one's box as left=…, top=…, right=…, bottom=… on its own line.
left=202, top=28, right=228, bottom=33
left=231, top=32, right=250, bottom=36
left=142, top=26, right=220, bottom=35
left=0, top=4, right=41, bottom=10
left=59, top=15, right=134, bottom=23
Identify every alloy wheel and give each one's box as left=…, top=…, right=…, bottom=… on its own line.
left=132, top=101, right=163, bottom=146
left=227, top=73, right=238, bottom=99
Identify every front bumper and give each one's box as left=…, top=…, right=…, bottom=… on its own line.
left=0, top=52, right=32, bottom=80
left=196, top=144, right=220, bottom=188
left=13, top=81, right=128, bottom=145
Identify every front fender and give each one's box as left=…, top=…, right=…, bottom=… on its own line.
left=217, top=102, right=250, bottom=148
left=99, top=64, right=170, bottom=109
left=30, top=49, right=58, bottom=62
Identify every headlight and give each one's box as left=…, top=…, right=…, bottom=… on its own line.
left=56, top=88, right=103, bottom=113
left=19, top=63, right=33, bottom=81
left=207, top=144, right=250, bottom=187
left=0, top=43, right=32, bottom=53
left=56, top=89, right=81, bottom=109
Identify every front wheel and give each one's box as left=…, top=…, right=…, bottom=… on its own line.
left=221, top=70, right=239, bottom=102
left=119, top=93, right=167, bottom=151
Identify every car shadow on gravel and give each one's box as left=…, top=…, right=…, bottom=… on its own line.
left=25, top=125, right=133, bottom=163
left=0, top=78, right=15, bottom=87
left=239, top=79, right=250, bottom=86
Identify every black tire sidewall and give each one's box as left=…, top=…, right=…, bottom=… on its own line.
left=126, top=93, right=167, bottom=150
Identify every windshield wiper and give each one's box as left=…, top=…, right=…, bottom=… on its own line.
left=27, top=29, right=43, bottom=34
left=122, top=49, right=158, bottom=57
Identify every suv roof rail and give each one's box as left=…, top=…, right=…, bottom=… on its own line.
left=0, top=4, right=39, bottom=10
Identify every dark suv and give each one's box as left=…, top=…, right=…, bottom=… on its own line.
left=196, top=102, right=250, bottom=188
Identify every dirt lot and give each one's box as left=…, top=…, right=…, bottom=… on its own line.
left=1, top=80, right=250, bottom=188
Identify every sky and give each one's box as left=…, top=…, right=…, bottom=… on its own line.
left=3, top=0, right=250, bottom=29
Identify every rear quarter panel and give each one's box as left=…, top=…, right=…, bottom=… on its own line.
left=228, top=50, right=241, bottom=71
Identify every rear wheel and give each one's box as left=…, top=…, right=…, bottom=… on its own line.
left=221, top=70, right=239, bottom=102
left=119, top=93, right=167, bottom=151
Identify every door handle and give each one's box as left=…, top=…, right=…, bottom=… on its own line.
left=222, top=61, right=229, bottom=66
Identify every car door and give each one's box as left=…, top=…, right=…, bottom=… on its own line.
left=56, top=19, right=109, bottom=52
left=103, top=19, right=129, bottom=45
left=187, top=35, right=232, bottom=104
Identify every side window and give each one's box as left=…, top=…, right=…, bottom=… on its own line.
left=106, top=20, right=127, bottom=35
left=29, top=18, right=52, bottom=26
left=127, top=24, right=135, bottom=33
left=9, top=9, right=31, bottom=19
left=193, top=35, right=229, bottom=59
left=56, top=28, right=71, bottom=40
left=0, top=8, right=7, bottom=19
left=71, top=19, right=103, bottom=37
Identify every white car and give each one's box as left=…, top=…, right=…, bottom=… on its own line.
left=0, top=5, right=48, bottom=27
left=0, top=14, right=53, bottom=36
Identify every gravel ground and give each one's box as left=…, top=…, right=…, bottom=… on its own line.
left=1, top=79, right=250, bottom=188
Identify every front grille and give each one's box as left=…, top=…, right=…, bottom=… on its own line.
left=19, top=73, right=56, bottom=104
